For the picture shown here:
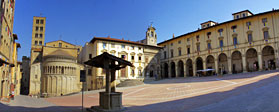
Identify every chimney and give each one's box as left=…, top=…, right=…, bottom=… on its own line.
left=173, top=33, right=175, bottom=38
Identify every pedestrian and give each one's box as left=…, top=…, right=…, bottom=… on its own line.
left=11, top=91, right=15, bottom=100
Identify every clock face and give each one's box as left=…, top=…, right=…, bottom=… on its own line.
left=151, top=39, right=154, bottom=43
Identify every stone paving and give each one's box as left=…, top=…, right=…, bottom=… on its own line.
left=1, top=70, right=279, bottom=112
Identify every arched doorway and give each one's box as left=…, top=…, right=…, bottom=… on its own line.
left=196, top=57, right=203, bottom=71
left=231, top=51, right=243, bottom=74
left=164, top=63, right=169, bottom=78
left=262, top=46, right=276, bottom=70
left=171, top=62, right=176, bottom=78
left=149, top=65, right=155, bottom=77
left=178, top=60, right=184, bottom=77
left=206, top=55, right=215, bottom=76
left=246, top=48, right=258, bottom=72
left=218, top=53, right=228, bottom=74
left=186, top=59, right=193, bottom=77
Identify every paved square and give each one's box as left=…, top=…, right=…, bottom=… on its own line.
left=1, top=70, right=279, bottom=112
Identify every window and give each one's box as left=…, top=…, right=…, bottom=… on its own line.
left=232, top=25, right=237, bottom=32
left=35, top=27, right=39, bottom=31
left=178, top=49, right=182, bottom=56
left=111, top=43, right=115, bottom=48
left=187, top=47, right=190, bottom=54
left=246, top=22, right=251, bottom=29
left=207, top=24, right=210, bottom=27
left=138, top=56, right=141, bottom=61
left=39, top=34, right=43, bottom=38
left=59, top=43, right=62, bottom=47
left=170, top=43, right=173, bottom=46
left=39, top=41, right=42, bottom=45
left=131, top=46, right=134, bottom=50
left=139, top=69, right=142, bottom=76
left=233, top=37, right=238, bottom=45
left=262, top=18, right=267, bottom=26
left=131, top=56, right=134, bottom=60
left=131, top=69, right=135, bottom=77
left=121, top=45, right=125, bottom=49
left=187, top=38, right=190, bottom=42
left=243, top=13, right=246, bottom=17
left=218, top=29, right=223, bottom=36
left=219, top=40, right=224, bottom=47
left=35, top=75, right=38, bottom=79
left=207, top=32, right=211, bottom=38
left=103, top=42, right=106, bottom=49
left=264, top=31, right=269, bottom=40
left=40, top=20, right=44, bottom=24
left=89, top=54, right=92, bottom=59
left=151, top=31, right=154, bottom=37
left=138, top=47, right=142, bottom=50
left=248, top=33, right=253, bottom=43
left=164, top=51, right=167, bottom=59
left=35, top=33, right=38, bottom=38
left=164, top=45, right=166, bottom=48
left=35, top=41, right=38, bottom=45
left=236, top=15, right=239, bottom=19
left=170, top=49, right=174, bottom=58
left=36, top=19, right=39, bottom=24
left=178, top=40, right=181, bottom=44
left=40, top=27, right=43, bottom=31
left=197, top=44, right=200, bottom=52
left=208, top=43, right=211, bottom=49
left=196, top=35, right=199, bottom=41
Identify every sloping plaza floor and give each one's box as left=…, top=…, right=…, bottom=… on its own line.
left=1, top=70, right=279, bottom=112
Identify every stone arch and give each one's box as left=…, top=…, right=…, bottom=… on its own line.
left=262, top=46, right=276, bottom=70
left=171, top=62, right=176, bottom=78
left=149, top=65, right=155, bottom=77
left=186, top=59, right=193, bottom=77
left=218, top=53, right=228, bottom=74
left=164, top=63, right=169, bottom=78
left=206, top=55, right=215, bottom=69
left=206, top=55, right=215, bottom=76
left=246, top=48, right=258, bottom=72
left=178, top=60, right=184, bottom=77
left=196, top=57, right=203, bottom=71
left=231, top=51, right=243, bottom=73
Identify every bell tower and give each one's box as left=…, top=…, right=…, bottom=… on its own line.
left=30, top=16, right=46, bottom=64
left=145, top=24, right=157, bottom=46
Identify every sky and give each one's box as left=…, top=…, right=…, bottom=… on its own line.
left=13, top=0, right=279, bottom=61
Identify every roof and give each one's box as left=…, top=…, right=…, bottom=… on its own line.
left=158, top=9, right=279, bottom=45
left=16, top=43, right=21, bottom=48
left=232, top=10, right=254, bottom=15
left=200, top=20, right=218, bottom=25
left=84, top=52, right=133, bottom=70
left=44, top=50, right=76, bottom=59
left=13, top=34, right=18, bottom=40
left=90, top=37, right=162, bottom=48
left=46, top=40, right=76, bottom=46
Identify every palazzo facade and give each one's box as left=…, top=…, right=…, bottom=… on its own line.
left=158, top=10, right=279, bottom=78
left=78, top=25, right=161, bottom=90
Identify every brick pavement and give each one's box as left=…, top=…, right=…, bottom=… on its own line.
left=1, top=70, right=278, bottom=112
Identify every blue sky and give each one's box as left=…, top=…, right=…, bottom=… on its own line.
left=14, top=0, right=279, bottom=60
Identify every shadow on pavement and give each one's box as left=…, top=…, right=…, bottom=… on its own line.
left=0, top=102, right=82, bottom=112
left=125, top=74, right=279, bottom=112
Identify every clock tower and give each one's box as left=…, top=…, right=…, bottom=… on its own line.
left=146, top=24, right=157, bottom=46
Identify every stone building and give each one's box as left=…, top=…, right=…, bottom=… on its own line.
left=28, top=16, right=83, bottom=97
left=78, top=25, right=161, bottom=90
left=158, top=10, right=279, bottom=78
left=0, top=0, right=19, bottom=100
left=20, top=56, right=30, bottom=95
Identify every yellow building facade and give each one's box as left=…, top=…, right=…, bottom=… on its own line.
left=0, top=0, right=18, bottom=101
left=78, top=26, right=161, bottom=90
left=158, top=10, right=279, bottom=78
